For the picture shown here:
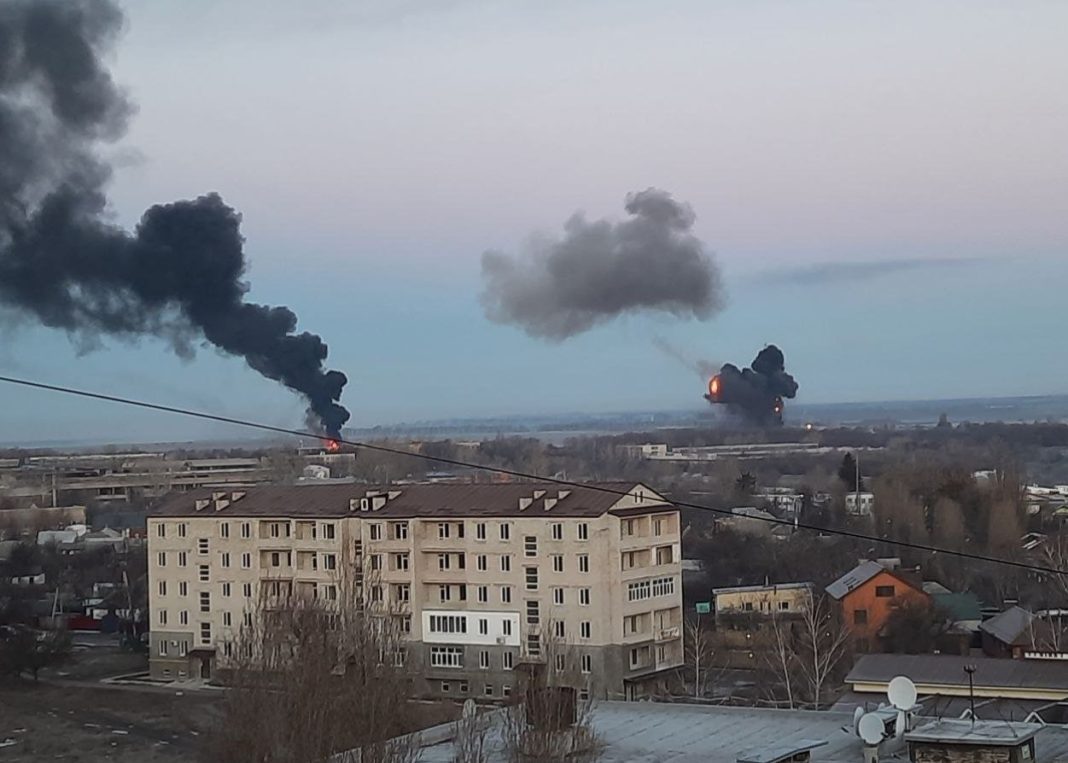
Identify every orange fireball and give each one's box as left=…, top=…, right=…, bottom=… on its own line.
left=708, top=375, right=721, bottom=398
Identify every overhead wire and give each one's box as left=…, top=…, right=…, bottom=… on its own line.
left=0, top=372, right=1061, bottom=578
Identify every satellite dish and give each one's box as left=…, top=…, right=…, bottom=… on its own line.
left=858, top=713, right=884, bottom=746
left=462, top=699, right=477, bottom=719
left=888, top=676, right=918, bottom=710
left=853, top=706, right=865, bottom=734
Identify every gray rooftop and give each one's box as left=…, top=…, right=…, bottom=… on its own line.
left=713, top=582, right=812, bottom=595
left=906, top=719, right=1041, bottom=746
left=825, top=560, right=886, bottom=599
left=847, top=654, right=1068, bottom=695
left=979, top=606, right=1034, bottom=646
left=408, top=702, right=1068, bottom=763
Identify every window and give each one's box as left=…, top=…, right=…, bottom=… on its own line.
left=629, top=645, right=650, bottom=669
left=439, top=585, right=451, bottom=603
left=524, top=536, right=538, bottom=557
left=478, top=618, right=489, bottom=635
left=243, top=611, right=253, bottom=627
left=322, top=523, right=336, bottom=540
left=551, top=555, right=564, bottom=573
left=875, top=585, right=895, bottom=598
left=479, top=650, right=490, bottom=669
left=525, top=600, right=540, bottom=626
left=441, top=681, right=450, bottom=693
left=241, top=552, right=251, bottom=569
left=503, top=652, right=515, bottom=670
left=240, top=522, right=251, bottom=539
left=854, top=609, right=868, bottom=625
left=503, top=620, right=513, bottom=636
left=198, top=565, right=210, bottom=582
left=430, top=646, right=464, bottom=668
left=654, top=517, right=666, bottom=536
left=158, top=609, right=167, bottom=626
left=500, top=555, right=511, bottom=572
left=389, top=583, right=408, bottom=603
left=394, top=553, right=410, bottom=571
left=179, top=581, right=188, bottom=597
left=553, top=621, right=565, bottom=639
left=438, top=523, right=451, bottom=540
left=555, top=654, right=566, bottom=672
left=156, top=523, right=166, bottom=538
left=199, top=592, right=210, bottom=612
left=243, top=583, right=252, bottom=598
left=222, top=582, right=231, bottom=597
left=429, top=615, right=467, bottom=632
left=369, top=554, right=381, bottom=571
left=657, top=645, right=666, bottom=663
left=623, top=518, right=636, bottom=537
left=223, top=611, right=232, bottom=627
left=369, top=524, right=382, bottom=541
left=552, top=588, right=565, bottom=605
left=178, top=552, right=188, bottom=568
left=779, top=601, right=790, bottom=611
left=627, top=576, right=675, bottom=602
left=579, top=588, right=591, bottom=606
left=221, top=552, right=231, bottom=568
left=578, top=554, right=590, bottom=573
left=270, top=552, right=282, bottom=567
left=158, top=640, right=168, bottom=656
left=551, top=523, right=563, bottom=541
left=200, top=622, right=212, bottom=644
left=157, top=551, right=166, bottom=567
left=391, top=522, right=408, bottom=540
left=577, top=523, right=589, bottom=541
left=580, top=621, right=591, bottom=639
left=501, top=586, right=512, bottom=604
left=364, top=586, right=374, bottom=603
left=323, top=553, right=338, bottom=571
left=525, top=566, right=539, bottom=591
left=624, top=614, right=641, bottom=635
left=180, top=610, right=189, bottom=625
left=477, top=554, right=488, bottom=571
left=459, top=681, right=469, bottom=694
left=743, top=602, right=754, bottom=612
left=499, top=523, right=511, bottom=541
left=527, top=633, right=541, bottom=656
left=178, top=523, right=188, bottom=538
left=438, top=553, right=451, bottom=571
left=484, top=684, right=494, bottom=697
left=656, top=545, right=674, bottom=565
left=400, top=615, right=412, bottom=634
left=477, top=585, right=488, bottom=603
left=158, top=581, right=167, bottom=596
left=197, top=538, right=209, bottom=555
left=476, top=523, right=487, bottom=540
left=220, top=522, right=229, bottom=539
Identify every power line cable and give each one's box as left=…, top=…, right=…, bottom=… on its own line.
left=0, top=373, right=1060, bottom=577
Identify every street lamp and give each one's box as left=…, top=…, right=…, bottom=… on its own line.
left=963, top=664, right=977, bottom=723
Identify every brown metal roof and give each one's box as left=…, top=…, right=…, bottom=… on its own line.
left=149, top=481, right=671, bottom=519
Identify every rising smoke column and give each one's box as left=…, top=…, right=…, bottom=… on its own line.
left=480, top=189, right=725, bottom=340
left=705, top=345, right=799, bottom=425
left=0, top=0, right=349, bottom=436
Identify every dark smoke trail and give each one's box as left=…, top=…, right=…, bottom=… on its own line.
left=705, top=345, right=798, bottom=425
left=0, top=0, right=349, bottom=436
left=480, top=188, right=726, bottom=340
left=651, top=336, right=719, bottom=380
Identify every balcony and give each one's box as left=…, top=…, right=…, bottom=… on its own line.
left=656, top=625, right=681, bottom=642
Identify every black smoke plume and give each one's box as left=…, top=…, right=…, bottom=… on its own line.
left=480, top=188, right=725, bottom=340
left=705, top=345, right=798, bottom=425
left=0, top=0, right=349, bottom=436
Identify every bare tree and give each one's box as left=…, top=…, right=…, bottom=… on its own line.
left=1040, top=534, right=1068, bottom=605
left=684, top=615, right=718, bottom=699
left=204, top=578, right=418, bottom=763
left=794, top=594, right=851, bottom=710
left=763, top=604, right=798, bottom=709
left=452, top=702, right=489, bottom=763
left=500, top=621, right=603, bottom=763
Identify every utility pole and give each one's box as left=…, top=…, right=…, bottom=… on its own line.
left=964, top=664, right=977, bottom=723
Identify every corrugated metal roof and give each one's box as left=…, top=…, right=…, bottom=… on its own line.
left=149, top=481, right=670, bottom=519
left=847, top=653, right=1068, bottom=693
left=979, top=606, right=1034, bottom=646
left=825, top=560, right=886, bottom=599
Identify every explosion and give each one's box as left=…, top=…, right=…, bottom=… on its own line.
left=705, top=345, right=798, bottom=425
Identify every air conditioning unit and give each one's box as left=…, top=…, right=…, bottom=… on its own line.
left=496, top=636, right=506, bottom=645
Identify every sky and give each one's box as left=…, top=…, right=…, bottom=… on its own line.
left=2, top=0, right=1067, bottom=443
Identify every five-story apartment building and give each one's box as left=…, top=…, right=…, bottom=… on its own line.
left=147, top=482, right=683, bottom=700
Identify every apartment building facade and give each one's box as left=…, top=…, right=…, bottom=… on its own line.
left=147, top=482, right=684, bottom=700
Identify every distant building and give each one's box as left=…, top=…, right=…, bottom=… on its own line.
left=716, top=507, right=778, bottom=536
left=753, top=488, right=804, bottom=516
left=712, top=582, right=813, bottom=621
left=826, top=560, right=928, bottom=651
left=844, top=492, right=875, bottom=516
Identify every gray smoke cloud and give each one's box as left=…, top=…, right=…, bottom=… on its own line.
left=652, top=336, right=719, bottom=380
left=480, top=188, right=725, bottom=340
left=0, top=0, right=350, bottom=436
left=751, top=256, right=982, bottom=286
